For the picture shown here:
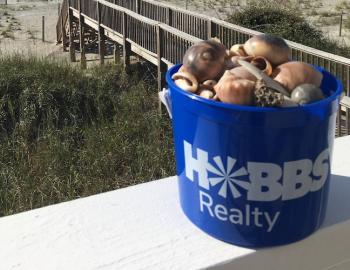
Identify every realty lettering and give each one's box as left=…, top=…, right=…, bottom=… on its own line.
left=199, top=191, right=280, bottom=232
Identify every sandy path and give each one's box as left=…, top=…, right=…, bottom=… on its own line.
left=0, top=0, right=69, bottom=60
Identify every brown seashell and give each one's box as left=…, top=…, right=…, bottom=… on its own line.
left=250, top=56, right=273, bottom=76
left=183, top=40, right=227, bottom=82
left=172, top=71, right=199, bottom=93
left=229, top=66, right=258, bottom=82
left=244, top=34, right=290, bottom=66
left=272, top=62, right=323, bottom=93
left=229, top=44, right=247, bottom=57
left=214, top=71, right=256, bottom=105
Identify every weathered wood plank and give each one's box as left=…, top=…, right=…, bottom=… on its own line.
left=78, top=0, right=87, bottom=69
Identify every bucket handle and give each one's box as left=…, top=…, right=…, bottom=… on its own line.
left=158, top=88, right=173, bottom=119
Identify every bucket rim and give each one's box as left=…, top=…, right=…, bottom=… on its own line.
left=166, top=64, right=343, bottom=112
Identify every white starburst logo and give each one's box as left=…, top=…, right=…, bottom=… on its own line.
left=207, top=156, right=250, bottom=199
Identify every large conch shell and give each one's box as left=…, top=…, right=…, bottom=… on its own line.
left=244, top=34, right=290, bottom=66
left=183, top=39, right=227, bottom=82
left=214, top=70, right=255, bottom=105
left=272, top=62, right=323, bottom=93
left=172, top=71, right=199, bottom=93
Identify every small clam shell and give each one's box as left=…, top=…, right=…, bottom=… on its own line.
left=201, top=80, right=217, bottom=90
left=291, top=84, right=324, bottom=105
left=172, top=71, right=199, bottom=93
left=250, top=56, right=273, bottom=76
left=229, top=44, right=247, bottom=57
left=214, top=71, right=255, bottom=106
left=272, top=62, right=323, bottom=92
left=198, top=89, right=215, bottom=99
left=244, top=34, right=290, bottom=66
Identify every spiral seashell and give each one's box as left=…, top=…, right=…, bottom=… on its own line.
left=229, top=44, right=247, bottom=57
left=214, top=70, right=256, bottom=105
left=250, top=56, right=273, bottom=76
left=272, top=62, right=323, bottom=93
left=244, top=34, right=290, bottom=66
left=183, top=40, right=227, bottom=82
left=172, top=71, right=199, bottom=93
left=291, top=84, right=324, bottom=105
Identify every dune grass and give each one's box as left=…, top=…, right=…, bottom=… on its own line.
left=0, top=56, right=175, bottom=216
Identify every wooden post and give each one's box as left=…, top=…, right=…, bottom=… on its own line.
left=114, top=44, right=120, bottom=64
left=122, top=12, right=131, bottom=68
left=136, top=0, right=141, bottom=14
left=68, top=0, right=76, bottom=62
left=185, top=0, right=188, bottom=10
left=166, top=8, right=172, bottom=26
left=97, top=2, right=105, bottom=65
left=58, top=3, right=61, bottom=16
left=42, top=16, right=45, bottom=42
left=61, top=9, right=67, bottom=52
left=156, top=25, right=167, bottom=93
left=79, top=0, right=87, bottom=69
left=339, top=11, right=344, bottom=37
left=207, top=19, right=214, bottom=39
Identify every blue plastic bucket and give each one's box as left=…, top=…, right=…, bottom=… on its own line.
left=166, top=64, right=342, bottom=247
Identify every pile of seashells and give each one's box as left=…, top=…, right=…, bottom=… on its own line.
left=172, top=34, right=325, bottom=107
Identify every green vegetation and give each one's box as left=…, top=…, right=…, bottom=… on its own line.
left=0, top=56, right=175, bottom=216
left=226, top=1, right=350, bottom=58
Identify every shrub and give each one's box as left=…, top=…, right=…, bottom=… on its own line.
left=226, top=1, right=350, bottom=58
left=0, top=56, right=175, bottom=216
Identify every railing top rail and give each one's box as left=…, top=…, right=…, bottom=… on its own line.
left=98, top=0, right=159, bottom=26
left=96, top=0, right=201, bottom=43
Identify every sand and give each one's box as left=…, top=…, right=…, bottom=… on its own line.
left=0, top=0, right=69, bottom=60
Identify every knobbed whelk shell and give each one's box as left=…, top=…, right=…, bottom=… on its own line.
left=291, top=84, right=324, bottom=105
left=244, top=34, right=290, bottom=66
left=183, top=39, right=227, bottom=82
left=172, top=71, right=199, bottom=93
left=272, top=62, right=323, bottom=93
left=214, top=70, right=255, bottom=105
